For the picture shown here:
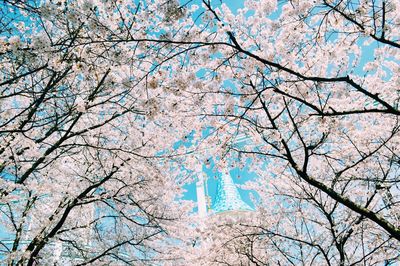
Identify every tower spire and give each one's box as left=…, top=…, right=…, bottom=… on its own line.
left=212, top=172, right=254, bottom=213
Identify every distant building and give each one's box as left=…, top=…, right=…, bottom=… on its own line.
left=196, top=172, right=254, bottom=217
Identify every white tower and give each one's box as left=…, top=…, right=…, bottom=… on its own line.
left=196, top=174, right=207, bottom=217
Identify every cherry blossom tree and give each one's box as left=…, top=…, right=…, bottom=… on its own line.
left=146, top=0, right=400, bottom=265
left=0, top=1, right=193, bottom=264
left=1, top=0, right=400, bottom=265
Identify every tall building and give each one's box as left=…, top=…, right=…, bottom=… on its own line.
left=212, top=172, right=254, bottom=213
left=196, top=172, right=254, bottom=216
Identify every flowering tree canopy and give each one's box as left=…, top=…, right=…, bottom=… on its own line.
left=0, top=0, right=399, bottom=265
